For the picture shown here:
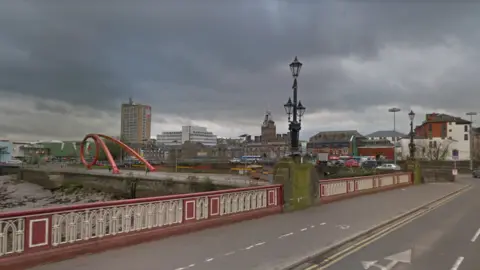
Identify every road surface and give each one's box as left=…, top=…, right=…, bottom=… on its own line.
left=319, top=177, right=479, bottom=270
left=29, top=181, right=465, bottom=270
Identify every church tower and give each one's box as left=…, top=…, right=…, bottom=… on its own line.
left=261, top=111, right=276, bottom=142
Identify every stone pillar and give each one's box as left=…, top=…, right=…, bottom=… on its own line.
left=273, top=157, right=318, bottom=211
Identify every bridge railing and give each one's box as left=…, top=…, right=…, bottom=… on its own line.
left=0, top=185, right=282, bottom=268
left=319, top=172, right=412, bottom=202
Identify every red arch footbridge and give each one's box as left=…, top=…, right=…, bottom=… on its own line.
left=80, top=133, right=156, bottom=174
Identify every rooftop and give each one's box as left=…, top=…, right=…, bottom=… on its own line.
left=309, top=130, right=363, bottom=142
left=423, top=113, right=470, bottom=124
left=366, top=130, right=406, bottom=138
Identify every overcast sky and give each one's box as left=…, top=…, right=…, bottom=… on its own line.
left=1, top=0, right=480, bottom=141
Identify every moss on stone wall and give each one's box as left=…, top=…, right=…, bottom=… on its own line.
left=274, top=158, right=316, bottom=212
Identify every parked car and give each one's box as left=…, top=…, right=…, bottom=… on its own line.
left=376, top=163, right=401, bottom=171
left=472, top=168, right=480, bottom=178
left=361, top=160, right=378, bottom=169
left=345, top=159, right=359, bottom=167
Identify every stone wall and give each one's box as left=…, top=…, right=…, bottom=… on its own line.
left=17, top=169, right=235, bottom=198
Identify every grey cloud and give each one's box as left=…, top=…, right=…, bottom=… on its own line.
left=1, top=0, right=480, bottom=139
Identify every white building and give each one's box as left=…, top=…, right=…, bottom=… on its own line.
left=399, top=113, right=471, bottom=161
left=365, top=130, right=406, bottom=144
left=156, top=126, right=218, bottom=146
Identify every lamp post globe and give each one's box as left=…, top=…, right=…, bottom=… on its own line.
left=289, top=57, right=302, bottom=78
left=408, top=110, right=415, bottom=121
left=297, top=101, right=306, bottom=118
left=408, top=110, right=416, bottom=160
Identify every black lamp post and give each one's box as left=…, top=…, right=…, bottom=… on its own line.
left=408, top=110, right=416, bottom=159
left=284, top=57, right=306, bottom=155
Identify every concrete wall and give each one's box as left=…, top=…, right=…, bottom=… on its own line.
left=17, top=169, right=235, bottom=198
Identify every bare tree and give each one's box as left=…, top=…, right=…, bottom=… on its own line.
left=415, top=140, right=453, bottom=161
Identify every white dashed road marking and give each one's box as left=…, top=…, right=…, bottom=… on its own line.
left=279, top=232, right=294, bottom=239
left=471, top=228, right=480, bottom=242
left=174, top=222, right=332, bottom=269
left=451, top=256, right=464, bottom=270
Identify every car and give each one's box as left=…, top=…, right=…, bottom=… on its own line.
left=362, top=160, right=378, bottom=169
left=6, top=159, right=22, bottom=164
left=345, top=159, right=360, bottom=167
left=473, top=168, right=480, bottom=178
left=376, top=163, right=401, bottom=171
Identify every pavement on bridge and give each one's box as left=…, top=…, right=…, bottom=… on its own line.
left=29, top=179, right=467, bottom=270
left=305, top=176, right=479, bottom=270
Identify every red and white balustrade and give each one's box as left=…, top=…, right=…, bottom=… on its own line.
left=0, top=185, right=282, bottom=265
left=319, top=172, right=412, bottom=202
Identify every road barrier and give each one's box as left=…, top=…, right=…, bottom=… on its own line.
left=0, top=185, right=283, bottom=269
left=319, top=172, right=412, bottom=202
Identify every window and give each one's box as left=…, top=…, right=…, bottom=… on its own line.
left=428, top=124, right=432, bottom=131
left=433, top=141, right=437, bottom=148
left=429, top=141, right=433, bottom=148
left=464, top=134, right=469, bottom=141
left=465, top=125, right=468, bottom=132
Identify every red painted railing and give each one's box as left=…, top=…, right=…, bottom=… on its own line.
left=319, top=172, right=412, bottom=202
left=0, top=185, right=282, bottom=268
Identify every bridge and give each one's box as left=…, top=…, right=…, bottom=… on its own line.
left=0, top=170, right=467, bottom=270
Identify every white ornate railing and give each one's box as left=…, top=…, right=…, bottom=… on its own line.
left=319, top=173, right=412, bottom=200
left=0, top=185, right=282, bottom=259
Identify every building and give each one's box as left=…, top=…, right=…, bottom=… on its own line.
left=357, top=139, right=395, bottom=160
left=243, top=111, right=290, bottom=159
left=364, top=130, right=405, bottom=160
left=403, top=113, right=472, bottom=160
left=0, top=140, right=12, bottom=162
left=365, top=130, right=406, bottom=144
left=157, top=125, right=218, bottom=147
left=473, top=127, right=480, bottom=161
left=307, top=130, right=363, bottom=156
left=120, top=98, right=152, bottom=147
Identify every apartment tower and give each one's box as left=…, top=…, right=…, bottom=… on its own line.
left=120, top=98, right=152, bottom=148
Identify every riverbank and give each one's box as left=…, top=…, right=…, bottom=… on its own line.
left=0, top=175, right=114, bottom=213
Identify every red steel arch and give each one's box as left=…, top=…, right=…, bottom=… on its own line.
left=80, top=133, right=156, bottom=174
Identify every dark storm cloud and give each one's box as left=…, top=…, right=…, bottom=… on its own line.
left=1, top=0, right=480, bottom=121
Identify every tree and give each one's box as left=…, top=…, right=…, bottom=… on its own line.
left=415, top=139, right=453, bottom=161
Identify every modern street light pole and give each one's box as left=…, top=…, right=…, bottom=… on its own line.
left=466, top=112, right=477, bottom=171
left=408, top=110, right=416, bottom=159
left=388, top=107, right=401, bottom=164
left=284, top=57, right=306, bottom=156
left=172, top=140, right=179, bottom=172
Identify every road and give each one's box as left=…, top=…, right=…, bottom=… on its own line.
left=29, top=181, right=465, bottom=270
left=316, top=177, right=479, bottom=270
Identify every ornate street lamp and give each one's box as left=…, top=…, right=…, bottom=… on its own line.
left=408, top=110, right=416, bottom=159
left=284, top=57, right=306, bottom=155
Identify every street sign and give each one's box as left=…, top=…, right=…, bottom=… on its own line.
left=452, top=149, right=459, bottom=160
left=362, top=249, right=412, bottom=270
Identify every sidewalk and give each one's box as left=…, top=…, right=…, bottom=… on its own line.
left=30, top=181, right=467, bottom=270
